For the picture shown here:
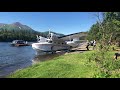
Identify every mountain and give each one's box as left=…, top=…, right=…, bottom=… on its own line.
left=0, top=22, right=64, bottom=37
left=0, top=22, right=65, bottom=42
left=0, top=22, right=64, bottom=36
left=11, top=22, right=33, bottom=30
left=0, top=22, right=34, bottom=31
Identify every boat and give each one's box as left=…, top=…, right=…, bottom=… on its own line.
left=32, top=33, right=70, bottom=55
left=10, top=40, right=29, bottom=46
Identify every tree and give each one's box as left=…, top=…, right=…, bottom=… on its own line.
left=87, top=12, right=120, bottom=46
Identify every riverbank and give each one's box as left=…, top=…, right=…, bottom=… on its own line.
left=8, top=49, right=120, bottom=78
left=8, top=51, right=97, bottom=78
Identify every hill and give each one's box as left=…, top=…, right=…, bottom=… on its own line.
left=0, top=22, right=34, bottom=31
left=42, top=31, right=64, bottom=38
left=0, top=22, right=65, bottom=42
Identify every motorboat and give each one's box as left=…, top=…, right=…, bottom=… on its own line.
left=10, top=40, right=29, bottom=46
left=32, top=33, right=70, bottom=55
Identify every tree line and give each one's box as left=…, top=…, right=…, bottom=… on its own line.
left=87, top=12, right=120, bottom=46
left=0, top=29, right=64, bottom=42
left=0, top=29, right=48, bottom=42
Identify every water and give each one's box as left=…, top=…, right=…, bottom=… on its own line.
left=0, top=42, right=36, bottom=77
left=0, top=42, right=66, bottom=78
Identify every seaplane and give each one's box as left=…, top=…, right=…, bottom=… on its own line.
left=32, top=30, right=86, bottom=55
left=32, top=32, right=71, bottom=55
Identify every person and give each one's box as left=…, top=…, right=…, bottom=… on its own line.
left=93, top=40, right=96, bottom=50
left=86, top=40, right=89, bottom=50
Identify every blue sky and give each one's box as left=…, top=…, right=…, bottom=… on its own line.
left=0, top=12, right=100, bottom=35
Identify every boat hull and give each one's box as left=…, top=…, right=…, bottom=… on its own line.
left=32, top=43, right=70, bottom=55
left=10, top=43, right=30, bottom=46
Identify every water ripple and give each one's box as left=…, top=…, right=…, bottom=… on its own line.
left=0, top=42, right=35, bottom=77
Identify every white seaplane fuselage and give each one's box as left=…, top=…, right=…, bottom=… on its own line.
left=32, top=42, right=69, bottom=52
left=32, top=33, right=70, bottom=54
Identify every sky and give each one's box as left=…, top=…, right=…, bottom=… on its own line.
left=0, top=12, right=101, bottom=35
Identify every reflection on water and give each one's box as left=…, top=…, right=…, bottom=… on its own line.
left=32, top=51, right=66, bottom=64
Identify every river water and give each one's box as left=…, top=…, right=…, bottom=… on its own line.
left=0, top=42, right=37, bottom=77
left=0, top=42, right=67, bottom=78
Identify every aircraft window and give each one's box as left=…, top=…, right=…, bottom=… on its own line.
left=49, top=41, right=52, bottom=43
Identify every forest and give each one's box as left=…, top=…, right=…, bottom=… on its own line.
left=0, top=29, right=64, bottom=42
left=87, top=12, right=120, bottom=47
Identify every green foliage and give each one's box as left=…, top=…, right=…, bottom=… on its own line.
left=0, top=23, right=64, bottom=42
left=87, top=23, right=102, bottom=41
left=8, top=50, right=120, bottom=78
left=87, top=12, right=120, bottom=45
left=88, top=13, right=120, bottom=78
left=89, top=49, right=120, bottom=78
left=0, top=29, right=37, bottom=42
left=8, top=52, right=100, bottom=78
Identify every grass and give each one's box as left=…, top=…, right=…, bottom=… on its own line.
left=8, top=49, right=120, bottom=78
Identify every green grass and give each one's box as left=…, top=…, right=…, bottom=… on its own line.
left=8, top=50, right=120, bottom=78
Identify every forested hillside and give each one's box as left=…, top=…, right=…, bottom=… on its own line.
left=0, top=22, right=64, bottom=42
